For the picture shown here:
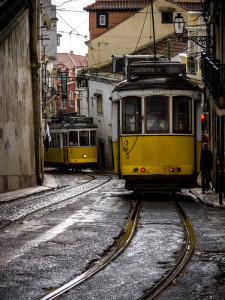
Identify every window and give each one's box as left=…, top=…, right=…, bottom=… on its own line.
left=173, top=96, right=192, bottom=133
left=80, top=131, right=89, bottom=146
left=95, top=94, right=103, bottom=114
left=146, top=96, right=169, bottom=132
left=100, top=15, right=106, bottom=26
left=63, top=133, right=68, bottom=147
left=69, top=91, right=74, bottom=107
left=97, top=12, right=108, bottom=28
left=122, top=97, right=141, bottom=133
left=62, top=100, right=66, bottom=109
left=162, top=12, right=173, bottom=24
left=69, top=70, right=73, bottom=81
left=69, top=131, right=78, bottom=146
left=90, top=131, right=97, bottom=146
left=51, top=133, right=60, bottom=148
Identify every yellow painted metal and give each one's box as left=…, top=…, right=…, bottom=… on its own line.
left=117, top=136, right=200, bottom=176
left=113, top=141, right=118, bottom=174
left=44, top=147, right=98, bottom=165
left=44, top=149, right=64, bottom=163
left=65, top=146, right=98, bottom=164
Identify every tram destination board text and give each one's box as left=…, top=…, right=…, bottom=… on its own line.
left=127, top=63, right=186, bottom=81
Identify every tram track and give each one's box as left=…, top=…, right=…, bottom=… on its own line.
left=139, top=200, right=195, bottom=300
left=0, top=173, right=112, bottom=231
left=40, top=200, right=141, bottom=300
left=38, top=198, right=194, bottom=300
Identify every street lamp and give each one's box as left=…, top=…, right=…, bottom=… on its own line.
left=173, top=12, right=213, bottom=49
left=173, top=12, right=185, bottom=37
left=43, top=82, right=48, bottom=93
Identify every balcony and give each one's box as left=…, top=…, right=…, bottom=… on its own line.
left=201, top=53, right=225, bottom=108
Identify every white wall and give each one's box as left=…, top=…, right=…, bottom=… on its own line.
left=88, top=75, right=121, bottom=169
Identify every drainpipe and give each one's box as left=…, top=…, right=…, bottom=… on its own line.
left=219, top=2, right=224, bottom=204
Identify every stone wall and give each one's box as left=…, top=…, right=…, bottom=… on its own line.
left=0, top=10, right=37, bottom=192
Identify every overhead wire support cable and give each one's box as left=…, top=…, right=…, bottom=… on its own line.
left=150, top=0, right=157, bottom=62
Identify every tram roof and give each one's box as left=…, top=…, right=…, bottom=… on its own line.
left=113, top=61, right=200, bottom=92
left=113, top=74, right=201, bottom=92
left=49, top=122, right=97, bottom=130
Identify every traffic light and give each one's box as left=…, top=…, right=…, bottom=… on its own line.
left=201, top=113, right=206, bottom=131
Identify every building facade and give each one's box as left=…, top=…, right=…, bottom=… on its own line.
left=201, top=0, right=225, bottom=202
left=57, top=52, right=88, bottom=117
left=0, top=0, right=43, bottom=193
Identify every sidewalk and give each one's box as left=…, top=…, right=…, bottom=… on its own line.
left=0, top=174, right=224, bottom=208
left=0, top=174, right=59, bottom=203
left=189, top=187, right=225, bottom=209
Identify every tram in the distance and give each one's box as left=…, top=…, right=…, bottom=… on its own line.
left=112, top=62, right=202, bottom=193
left=44, top=116, right=98, bottom=171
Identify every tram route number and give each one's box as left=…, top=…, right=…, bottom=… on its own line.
left=153, top=89, right=161, bottom=94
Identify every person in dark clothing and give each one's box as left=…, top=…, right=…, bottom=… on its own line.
left=200, top=143, right=213, bottom=194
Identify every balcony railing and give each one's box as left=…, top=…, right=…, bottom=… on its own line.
left=201, top=53, right=225, bottom=108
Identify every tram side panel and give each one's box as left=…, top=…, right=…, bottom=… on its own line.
left=44, top=132, right=64, bottom=167
left=64, top=146, right=98, bottom=166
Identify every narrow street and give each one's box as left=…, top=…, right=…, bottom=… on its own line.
left=0, top=171, right=224, bottom=300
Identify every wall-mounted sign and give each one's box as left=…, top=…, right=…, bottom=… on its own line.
left=61, top=72, right=67, bottom=100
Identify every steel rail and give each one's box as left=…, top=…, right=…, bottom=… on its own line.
left=0, top=171, right=95, bottom=204
left=139, top=200, right=195, bottom=300
left=0, top=173, right=111, bottom=231
left=39, top=200, right=141, bottom=300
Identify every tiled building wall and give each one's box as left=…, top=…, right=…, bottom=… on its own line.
left=89, top=11, right=136, bottom=39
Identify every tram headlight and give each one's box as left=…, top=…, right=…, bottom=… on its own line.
left=169, top=167, right=174, bottom=172
left=176, top=167, right=181, bottom=172
left=140, top=167, right=146, bottom=172
left=83, top=154, right=87, bottom=158
left=134, top=168, right=139, bottom=172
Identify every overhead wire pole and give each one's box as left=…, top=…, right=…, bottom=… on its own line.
left=150, top=0, right=157, bottom=62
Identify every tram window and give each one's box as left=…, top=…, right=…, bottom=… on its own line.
left=173, top=96, right=191, bottom=133
left=69, top=131, right=78, bottom=146
left=80, top=131, right=89, bottom=146
left=145, top=96, right=169, bottom=132
left=90, top=131, right=96, bottom=146
left=64, top=133, right=68, bottom=147
left=123, top=97, right=141, bottom=133
left=52, top=133, right=60, bottom=148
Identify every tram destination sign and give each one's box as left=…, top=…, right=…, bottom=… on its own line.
left=127, top=63, right=186, bottom=81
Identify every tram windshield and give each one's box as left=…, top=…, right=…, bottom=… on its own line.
left=90, top=131, right=97, bottom=146
left=123, top=97, right=141, bottom=133
left=146, top=96, right=169, bottom=132
left=80, top=131, right=89, bottom=146
left=69, top=131, right=78, bottom=146
left=173, top=96, right=191, bottom=133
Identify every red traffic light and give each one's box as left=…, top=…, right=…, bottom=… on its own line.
left=201, top=114, right=206, bottom=121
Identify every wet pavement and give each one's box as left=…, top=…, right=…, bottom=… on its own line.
left=1, top=173, right=224, bottom=210
left=0, top=172, right=224, bottom=300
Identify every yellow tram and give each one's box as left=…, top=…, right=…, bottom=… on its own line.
left=112, top=62, right=202, bottom=193
left=44, top=116, right=98, bottom=170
